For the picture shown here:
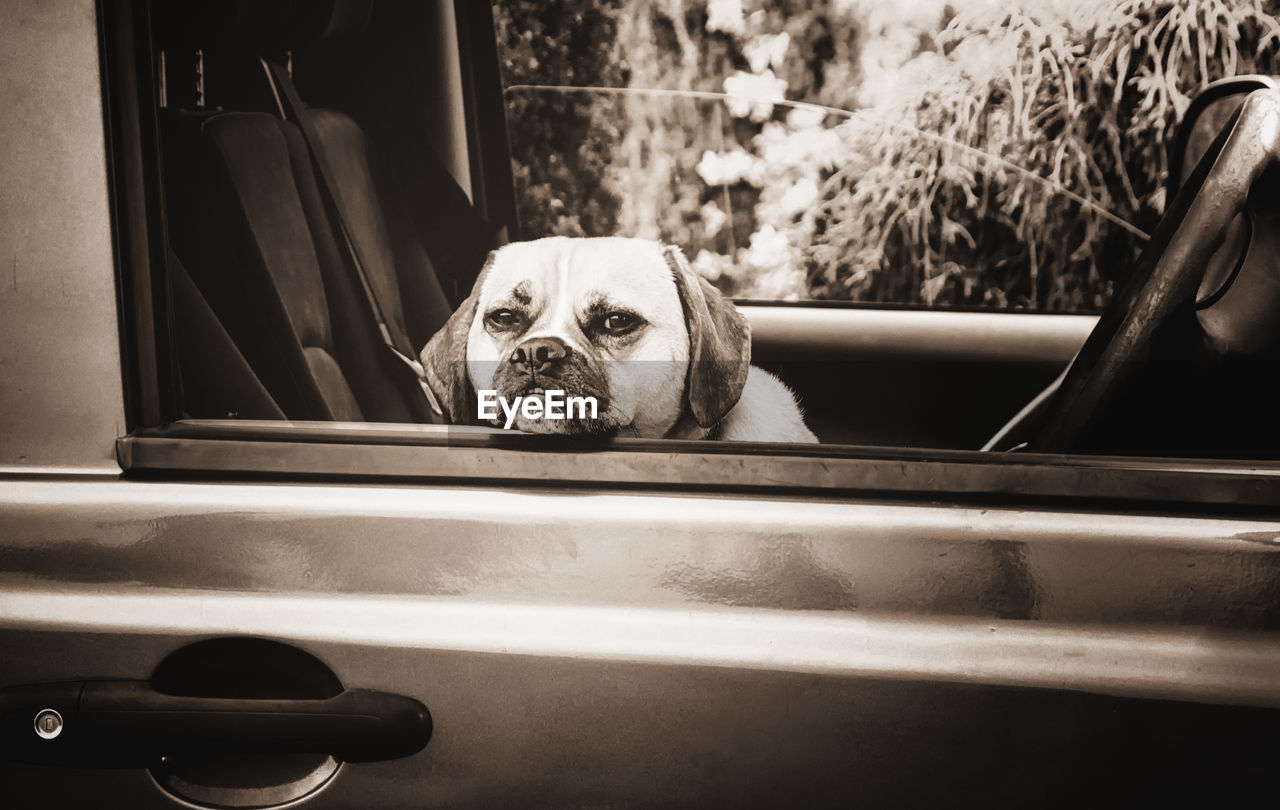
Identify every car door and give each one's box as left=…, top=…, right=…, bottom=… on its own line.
left=5, top=1, right=1280, bottom=809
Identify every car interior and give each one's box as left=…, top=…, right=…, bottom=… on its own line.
left=153, top=0, right=505, bottom=427
left=146, top=0, right=1280, bottom=459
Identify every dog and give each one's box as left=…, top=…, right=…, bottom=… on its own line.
left=419, top=236, right=817, bottom=442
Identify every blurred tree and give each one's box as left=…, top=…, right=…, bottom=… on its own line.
left=494, top=0, right=627, bottom=239
left=493, top=0, right=1280, bottom=311
left=813, top=0, right=1280, bottom=310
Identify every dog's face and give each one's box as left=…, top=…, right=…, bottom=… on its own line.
left=467, top=237, right=690, bottom=435
left=421, top=236, right=751, bottom=437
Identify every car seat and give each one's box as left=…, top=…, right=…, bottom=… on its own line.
left=155, top=0, right=486, bottom=422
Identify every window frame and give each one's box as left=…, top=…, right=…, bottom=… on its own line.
left=117, top=420, right=1280, bottom=513
left=100, top=0, right=181, bottom=431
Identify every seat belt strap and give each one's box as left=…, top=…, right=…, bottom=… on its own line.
left=262, top=57, right=444, bottom=418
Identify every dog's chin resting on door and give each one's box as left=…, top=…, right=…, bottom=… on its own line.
left=419, top=236, right=817, bottom=443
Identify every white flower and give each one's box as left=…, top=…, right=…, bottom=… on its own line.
left=705, top=0, right=745, bottom=36
left=745, top=32, right=790, bottom=73
left=787, top=105, right=826, bottom=130
left=778, top=177, right=819, bottom=217
left=700, top=201, right=728, bottom=237
left=745, top=225, right=791, bottom=271
left=757, top=121, right=842, bottom=172
left=723, top=70, right=788, bottom=122
left=691, top=249, right=729, bottom=282
left=696, top=150, right=725, bottom=185
left=695, top=149, right=761, bottom=187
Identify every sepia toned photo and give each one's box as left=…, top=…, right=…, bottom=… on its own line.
left=3, top=0, right=1280, bottom=806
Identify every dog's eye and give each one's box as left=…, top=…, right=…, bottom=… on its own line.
left=487, top=309, right=521, bottom=329
left=601, top=311, right=639, bottom=334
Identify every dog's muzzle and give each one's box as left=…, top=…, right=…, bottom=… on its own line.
left=488, top=335, right=616, bottom=434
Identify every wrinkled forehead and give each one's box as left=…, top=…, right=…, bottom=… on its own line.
left=479, top=237, right=679, bottom=310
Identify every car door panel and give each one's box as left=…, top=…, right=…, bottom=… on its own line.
left=6, top=630, right=1279, bottom=808
left=4, top=478, right=1280, bottom=806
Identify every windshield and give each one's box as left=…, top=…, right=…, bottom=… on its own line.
left=493, top=0, right=1280, bottom=312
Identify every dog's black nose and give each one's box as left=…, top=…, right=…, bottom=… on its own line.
left=510, top=337, right=570, bottom=374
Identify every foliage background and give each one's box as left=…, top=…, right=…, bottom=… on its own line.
left=493, top=0, right=1280, bottom=311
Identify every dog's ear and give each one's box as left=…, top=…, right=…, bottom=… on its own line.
left=419, top=250, right=497, bottom=423
left=664, top=245, right=751, bottom=428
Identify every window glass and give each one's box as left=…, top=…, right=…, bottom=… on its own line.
left=493, top=0, right=1280, bottom=311
left=135, top=0, right=1280, bottom=461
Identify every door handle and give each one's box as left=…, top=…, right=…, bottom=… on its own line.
left=0, top=680, right=432, bottom=767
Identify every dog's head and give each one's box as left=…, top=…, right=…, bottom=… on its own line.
left=420, top=236, right=750, bottom=436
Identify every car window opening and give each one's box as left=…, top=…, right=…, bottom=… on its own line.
left=140, top=0, right=1280, bottom=463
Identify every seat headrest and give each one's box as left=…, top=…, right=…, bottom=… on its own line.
left=155, top=0, right=374, bottom=54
